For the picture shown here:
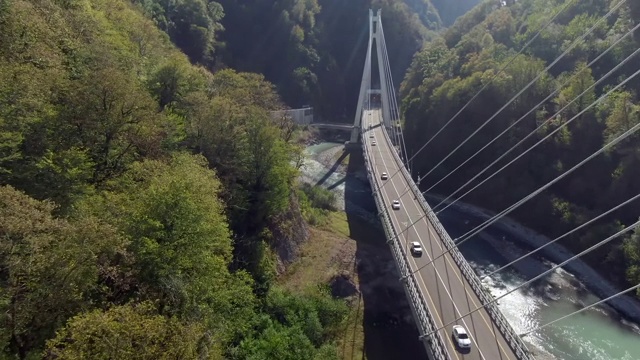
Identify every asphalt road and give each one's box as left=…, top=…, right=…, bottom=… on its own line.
left=363, top=109, right=518, bottom=360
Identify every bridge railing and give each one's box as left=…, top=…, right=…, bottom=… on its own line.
left=378, top=124, right=534, bottom=360
left=360, top=131, right=449, bottom=360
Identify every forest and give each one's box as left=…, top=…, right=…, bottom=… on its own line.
left=4, top=0, right=639, bottom=358
left=131, top=0, right=478, bottom=120
left=0, top=0, right=352, bottom=358
left=401, top=0, right=640, bottom=292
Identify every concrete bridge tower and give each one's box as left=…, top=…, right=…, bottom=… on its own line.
left=351, top=9, right=393, bottom=144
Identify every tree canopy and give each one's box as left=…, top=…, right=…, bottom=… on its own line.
left=401, top=0, right=640, bottom=292
left=0, top=0, right=348, bottom=358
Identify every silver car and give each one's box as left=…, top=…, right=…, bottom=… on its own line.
left=410, top=241, right=423, bottom=257
left=392, top=200, right=400, bottom=210
left=452, top=325, right=472, bottom=349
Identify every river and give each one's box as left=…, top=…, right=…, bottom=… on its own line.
left=302, top=141, right=640, bottom=360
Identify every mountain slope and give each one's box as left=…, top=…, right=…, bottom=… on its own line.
left=215, top=0, right=438, bottom=119
left=401, top=0, right=640, bottom=291
left=0, top=0, right=347, bottom=358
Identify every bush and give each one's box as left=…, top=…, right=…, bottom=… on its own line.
left=299, top=183, right=336, bottom=211
left=234, top=286, right=346, bottom=360
left=297, top=183, right=336, bottom=225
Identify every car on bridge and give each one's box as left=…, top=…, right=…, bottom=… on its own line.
left=371, top=140, right=377, bottom=146
left=381, top=172, right=388, bottom=180
left=369, top=133, right=374, bottom=138
left=452, top=325, right=472, bottom=350
left=392, top=200, right=400, bottom=210
left=410, top=241, right=423, bottom=257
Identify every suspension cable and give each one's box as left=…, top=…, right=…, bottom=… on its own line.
left=408, top=117, right=640, bottom=277
left=424, top=219, right=640, bottom=337
left=386, top=79, right=640, bottom=265
left=381, top=32, right=401, bottom=155
left=377, top=20, right=402, bottom=161
left=418, top=0, right=627, bottom=184
left=379, top=23, right=400, bottom=153
left=481, top=193, right=640, bottom=280
left=376, top=0, right=579, bottom=187
left=424, top=22, right=640, bottom=195
left=519, top=282, right=640, bottom=337
left=385, top=41, right=640, bottom=215
left=379, top=21, right=409, bottom=169
left=434, top=61, right=640, bottom=214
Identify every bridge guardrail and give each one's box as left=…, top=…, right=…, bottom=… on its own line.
left=378, top=125, right=534, bottom=360
left=361, top=134, right=449, bottom=360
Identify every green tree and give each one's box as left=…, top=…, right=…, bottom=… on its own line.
left=239, top=322, right=317, bottom=360
left=0, top=186, right=126, bottom=358
left=400, top=0, right=640, bottom=291
left=45, top=302, right=212, bottom=360
left=84, top=153, right=257, bottom=341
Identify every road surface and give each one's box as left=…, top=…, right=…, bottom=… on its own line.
left=363, top=109, right=518, bottom=360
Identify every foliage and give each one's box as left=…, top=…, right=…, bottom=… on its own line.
left=235, top=286, right=347, bottom=360
left=84, top=154, right=257, bottom=341
left=215, top=0, right=445, bottom=119
left=45, top=302, right=211, bottom=360
left=0, top=186, right=126, bottom=358
left=299, top=183, right=337, bottom=211
left=133, top=0, right=224, bottom=65
left=401, top=0, right=640, bottom=288
left=0, top=0, right=338, bottom=358
left=297, top=183, right=337, bottom=226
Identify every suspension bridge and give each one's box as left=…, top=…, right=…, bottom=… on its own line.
left=346, top=6, right=640, bottom=360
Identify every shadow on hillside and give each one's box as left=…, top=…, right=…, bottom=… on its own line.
left=343, top=145, right=427, bottom=360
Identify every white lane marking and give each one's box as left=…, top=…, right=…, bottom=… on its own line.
left=367, top=111, right=514, bottom=358
left=369, top=110, right=495, bottom=360
left=364, top=111, right=466, bottom=359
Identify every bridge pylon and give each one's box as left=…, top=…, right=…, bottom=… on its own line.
left=351, top=9, right=392, bottom=143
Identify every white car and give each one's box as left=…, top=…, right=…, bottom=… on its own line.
left=371, top=140, right=377, bottom=146
left=392, top=200, right=400, bottom=210
left=369, top=133, right=374, bottom=138
left=381, top=172, right=388, bottom=180
left=410, top=241, right=423, bottom=257
left=452, top=325, right=472, bottom=349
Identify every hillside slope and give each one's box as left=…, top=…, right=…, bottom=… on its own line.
left=401, top=0, right=640, bottom=292
left=0, top=0, right=348, bottom=358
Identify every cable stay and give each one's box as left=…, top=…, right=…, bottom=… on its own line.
left=418, top=0, right=626, bottom=184
left=519, top=282, right=640, bottom=337
left=379, top=22, right=409, bottom=168
left=376, top=0, right=584, bottom=186
left=433, top=47, right=640, bottom=213
left=388, top=75, right=640, bottom=268
left=481, top=193, right=640, bottom=281
left=423, top=218, right=640, bottom=337
left=410, top=105, right=640, bottom=276
left=423, top=22, right=640, bottom=196
left=381, top=39, right=640, bottom=216
left=376, top=0, right=628, bottom=214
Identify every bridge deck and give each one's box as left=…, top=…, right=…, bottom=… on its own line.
left=309, top=122, right=354, bottom=130
left=364, top=109, right=518, bottom=360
